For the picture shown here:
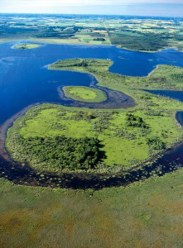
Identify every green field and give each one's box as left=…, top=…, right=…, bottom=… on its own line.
left=6, top=59, right=183, bottom=173
left=63, top=86, right=107, bottom=103
left=2, top=15, right=183, bottom=51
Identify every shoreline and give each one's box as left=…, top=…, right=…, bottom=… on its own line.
left=58, top=85, right=135, bottom=109
left=0, top=103, right=39, bottom=161
left=0, top=103, right=183, bottom=190
left=1, top=38, right=183, bottom=54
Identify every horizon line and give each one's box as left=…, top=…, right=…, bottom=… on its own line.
left=0, top=12, right=183, bottom=19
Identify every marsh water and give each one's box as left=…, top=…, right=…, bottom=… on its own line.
left=1, top=42, right=183, bottom=124
left=1, top=41, right=183, bottom=188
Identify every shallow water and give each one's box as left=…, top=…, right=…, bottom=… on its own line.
left=146, top=89, right=183, bottom=102
left=1, top=42, right=183, bottom=124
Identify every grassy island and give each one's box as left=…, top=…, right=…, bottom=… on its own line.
left=12, top=43, right=41, bottom=50
left=63, top=86, right=107, bottom=103
left=6, top=59, right=183, bottom=173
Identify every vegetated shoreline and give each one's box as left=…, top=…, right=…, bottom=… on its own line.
left=21, top=40, right=183, bottom=53
left=0, top=103, right=183, bottom=190
left=11, top=43, right=41, bottom=50
left=62, top=86, right=107, bottom=103
left=1, top=38, right=183, bottom=53
left=0, top=104, right=39, bottom=160
left=1, top=58, right=183, bottom=189
left=118, top=45, right=183, bottom=53
left=59, top=85, right=135, bottom=109
left=1, top=56, right=183, bottom=189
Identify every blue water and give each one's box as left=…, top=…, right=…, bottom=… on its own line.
left=1, top=41, right=183, bottom=124
left=146, top=90, right=183, bottom=102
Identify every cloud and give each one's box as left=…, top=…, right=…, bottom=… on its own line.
left=1, top=0, right=183, bottom=8
left=0, top=0, right=183, bottom=16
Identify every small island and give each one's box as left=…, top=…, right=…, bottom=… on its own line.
left=12, top=43, right=41, bottom=50
left=6, top=59, right=183, bottom=175
left=63, top=86, right=107, bottom=103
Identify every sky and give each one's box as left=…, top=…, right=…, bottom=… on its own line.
left=0, top=0, right=183, bottom=17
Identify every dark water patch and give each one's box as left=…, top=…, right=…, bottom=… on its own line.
left=0, top=141, right=183, bottom=190
left=176, top=111, right=183, bottom=126
left=146, top=89, right=183, bottom=102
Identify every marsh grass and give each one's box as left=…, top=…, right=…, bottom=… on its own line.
left=63, top=86, right=107, bottom=103
left=6, top=59, right=183, bottom=172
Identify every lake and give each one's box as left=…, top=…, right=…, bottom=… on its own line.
left=1, top=42, right=183, bottom=188
left=1, top=42, right=183, bottom=124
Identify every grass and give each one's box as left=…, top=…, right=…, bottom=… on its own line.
left=1, top=168, right=183, bottom=247
left=49, top=59, right=183, bottom=91
left=6, top=59, right=183, bottom=172
left=63, top=86, right=107, bottom=103
left=12, top=43, right=41, bottom=50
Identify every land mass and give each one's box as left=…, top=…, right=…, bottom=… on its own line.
left=1, top=14, right=183, bottom=52
left=63, top=86, right=107, bottom=103
left=6, top=59, right=183, bottom=174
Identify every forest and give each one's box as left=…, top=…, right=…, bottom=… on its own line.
left=8, top=134, right=105, bottom=172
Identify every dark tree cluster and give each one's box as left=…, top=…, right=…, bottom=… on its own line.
left=17, top=136, right=106, bottom=171
left=109, top=32, right=168, bottom=51
left=126, top=113, right=149, bottom=129
left=147, top=137, right=166, bottom=150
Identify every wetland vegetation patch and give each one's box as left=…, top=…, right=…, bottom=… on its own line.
left=63, top=86, right=107, bottom=103
left=12, top=43, right=41, bottom=50
left=5, top=59, right=183, bottom=175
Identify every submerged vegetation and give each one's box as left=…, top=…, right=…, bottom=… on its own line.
left=63, top=86, right=107, bottom=103
left=6, top=59, right=183, bottom=173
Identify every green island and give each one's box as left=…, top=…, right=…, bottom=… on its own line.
left=12, top=43, right=41, bottom=50
left=63, top=86, right=107, bottom=103
left=6, top=59, right=183, bottom=173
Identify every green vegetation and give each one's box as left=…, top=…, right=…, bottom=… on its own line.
left=7, top=134, right=105, bottom=172
left=126, top=113, right=149, bottom=129
left=12, top=43, right=41, bottom=50
left=2, top=15, right=183, bottom=248
left=109, top=31, right=168, bottom=51
left=49, top=59, right=183, bottom=91
left=7, top=59, right=183, bottom=172
left=63, top=86, right=107, bottom=103
left=1, top=169, right=183, bottom=247
left=2, top=15, right=183, bottom=51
